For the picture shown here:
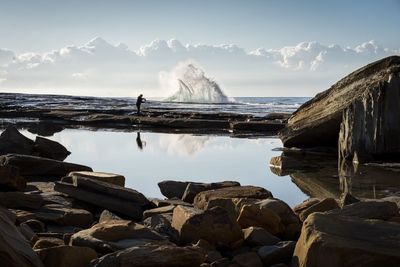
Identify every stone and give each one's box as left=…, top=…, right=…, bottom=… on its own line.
left=99, top=210, right=122, bottom=223
left=22, top=219, right=45, bottom=233
left=233, top=252, right=263, bottom=267
left=0, top=154, right=92, bottom=177
left=299, top=198, right=339, bottom=221
left=33, top=237, right=64, bottom=249
left=194, top=186, right=273, bottom=210
left=172, top=205, right=243, bottom=248
left=181, top=181, right=241, bottom=203
left=257, top=241, right=296, bottom=266
left=242, top=226, right=281, bottom=247
left=70, top=220, right=166, bottom=253
left=328, top=200, right=399, bottom=220
left=33, top=136, right=70, bottom=161
left=18, top=223, right=38, bottom=244
left=194, top=240, right=223, bottom=263
left=36, top=245, right=97, bottom=267
left=0, top=165, right=26, bottom=191
left=143, top=213, right=178, bottom=241
left=68, top=171, right=125, bottom=187
left=33, top=205, right=93, bottom=228
left=0, top=209, right=44, bottom=267
left=54, top=181, right=146, bottom=219
left=280, top=56, right=400, bottom=151
left=0, top=192, right=43, bottom=209
left=381, top=196, right=400, bottom=209
left=269, top=156, right=302, bottom=176
left=237, top=204, right=283, bottom=236
left=338, top=191, right=360, bottom=207
left=91, top=243, right=206, bottom=267
left=150, top=197, right=192, bottom=207
left=0, top=206, right=16, bottom=223
left=158, top=180, right=189, bottom=199
left=0, top=126, right=35, bottom=155
left=293, top=212, right=400, bottom=267
left=143, top=205, right=175, bottom=219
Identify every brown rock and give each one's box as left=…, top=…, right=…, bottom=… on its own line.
left=328, top=200, right=399, bottom=220
left=172, top=205, right=243, bottom=248
left=33, top=237, right=64, bottom=249
left=257, top=241, right=296, bottom=266
left=233, top=252, right=263, bottom=267
left=182, top=181, right=240, bottom=203
left=0, top=192, right=43, bottom=209
left=91, top=243, right=206, bottom=267
left=158, top=180, right=189, bottom=199
left=0, top=165, right=26, bottom=191
left=0, top=208, right=44, bottom=267
left=33, top=205, right=93, bottom=228
left=0, top=154, right=92, bottom=177
left=143, top=205, right=175, bottom=219
left=293, top=198, right=320, bottom=216
left=68, top=171, right=125, bottom=187
left=242, top=226, right=281, bottom=247
left=299, top=198, right=339, bottom=221
left=21, top=219, right=46, bottom=233
left=70, top=220, right=166, bottom=253
left=143, top=213, right=178, bottom=241
left=36, top=245, right=97, bottom=267
left=194, top=186, right=272, bottom=210
left=99, top=210, right=122, bottom=223
left=293, top=212, right=400, bottom=267
left=33, top=136, right=70, bottom=161
left=269, top=156, right=302, bottom=176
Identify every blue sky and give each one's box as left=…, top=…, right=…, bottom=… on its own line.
left=1, top=0, right=399, bottom=53
left=0, top=0, right=399, bottom=97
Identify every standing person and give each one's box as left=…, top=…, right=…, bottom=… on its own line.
left=136, top=94, right=146, bottom=115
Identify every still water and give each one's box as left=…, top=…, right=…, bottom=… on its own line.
left=23, top=129, right=308, bottom=206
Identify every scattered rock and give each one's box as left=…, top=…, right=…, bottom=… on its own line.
left=293, top=212, right=400, bottom=267
left=33, top=205, right=93, bottom=228
left=21, top=219, right=46, bottom=233
left=68, top=171, right=125, bottom=187
left=158, top=180, right=189, bottom=199
left=292, top=198, right=320, bottom=216
left=233, top=251, right=263, bottom=267
left=143, top=213, right=178, bottom=241
left=257, top=241, right=296, bottom=266
left=0, top=154, right=92, bottom=177
left=0, top=192, right=43, bottom=209
left=242, top=226, right=281, bottom=247
left=0, top=209, right=44, bottom=267
left=143, top=205, right=175, bottom=219
left=33, top=237, right=64, bottom=249
left=0, top=165, right=26, bottom=191
left=70, top=219, right=166, bottom=253
left=91, top=243, right=206, bottom=267
left=194, top=186, right=273, bottom=210
left=34, top=136, right=70, bottom=161
left=172, top=205, right=243, bottom=248
left=181, top=181, right=241, bottom=203
left=298, top=198, right=339, bottom=221
left=36, top=245, right=97, bottom=267
left=99, top=209, right=122, bottom=223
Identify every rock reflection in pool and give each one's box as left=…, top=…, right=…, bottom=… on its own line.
left=22, top=129, right=308, bottom=206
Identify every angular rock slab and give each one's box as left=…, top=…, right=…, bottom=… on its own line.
left=194, top=186, right=273, bottom=210
left=91, top=243, right=206, bottom=267
left=0, top=209, right=44, bottom=267
left=34, top=136, right=70, bottom=161
left=0, top=125, right=34, bottom=156
left=0, top=165, right=26, bottom=191
left=68, top=171, right=125, bottom=187
left=293, top=212, right=400, bottom=267
left=280, top=56, right=400, bottom=148
left=36, top=245, right=97, bottom=267
left=0, top=154, right=92, bottom=177
left=172, top=205, right=243, bottom=248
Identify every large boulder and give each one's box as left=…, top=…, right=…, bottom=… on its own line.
left=0, top=154, right=92, bottom=177
left=158, top=180, right=189, bottom=199
left=280, top=56, right=400, bottom=153
left=0, top=209, right=44, bottom=267
left=327, top=200, right=399, bottom=220
left=70, top=220, right=166, bottom=253
left=33, top=136, right=70, bottom=161
left=0, top=165, right=26, bottom=191
left=171, top=205, right=243, bottom=248
left=91, top=243, right=206, bottom=267
left=35, top=245, right=97, bottom=267
left=0, top=126, right=35, bottom=155
left=293, top=212, right=400, bottom=267
left=194, top=186, right=273, bottom=210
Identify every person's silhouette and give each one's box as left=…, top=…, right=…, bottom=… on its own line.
left=136, top=132, right=143, bottom=150
left=136, top=94, right=146, bottom=115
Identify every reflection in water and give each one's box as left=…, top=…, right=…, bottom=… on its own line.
left=158, top=134, right=211, bottom=156
left=270, top=151, right=400, bottom=200
left=136, top=132, right=146, bottom=150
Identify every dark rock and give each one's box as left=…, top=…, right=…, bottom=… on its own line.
left=21, top=219, right=46, bottom=233
left=257, top=241, right=296, bottom=266
left=242, top=226, right=281, bottom=247
left=0, top=165, right=26, bottom=191
left=33, top=136, right=70, bottom=161
left=293, top=212, right=400, bottom=267
left=69, top=171, right=125, bottom=187
left=232, top=251, right=263, bottom=267
left=0, top=192, right=43, bottom=209
left=143, top=213, right=178, bottom=242
left=0, top=208, right=44, bottom=267
left=33, top=237, right=64, bottom=249
left=18, top=223, right=38, bottom=244
left=143, top=205, right=175, bottom=219
left=0, top=154, right=92, bottom=177
left=91, top=243, right=206, bottom=267
left=0, top=126, right=35, bottom=155
left=36, top=245, right=97, bottom=267
left=158, top=180, right=190, bottom=199
left=269, top=156, right=302, bottom=176
left=182, top=181, right=240, bottom=203
left=280, top=56, right=400, bottom=151
left=339, top=192, right=360, bottom=207
left=33, top=205, right=93, bottom=228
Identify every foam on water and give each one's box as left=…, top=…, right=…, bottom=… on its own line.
left=164, top=63, right=231, bottom=103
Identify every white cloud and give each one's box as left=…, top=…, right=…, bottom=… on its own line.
left=0, top=37, right=398, bottom=97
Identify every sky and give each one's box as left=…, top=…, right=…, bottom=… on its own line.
left=0, top=0, right=399, bottom=97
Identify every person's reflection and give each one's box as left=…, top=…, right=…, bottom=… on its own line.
left=136, top=132, right=146, bottom=150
